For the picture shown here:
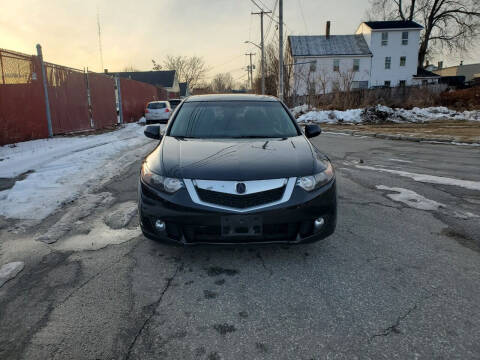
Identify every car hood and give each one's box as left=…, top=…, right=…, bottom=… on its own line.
left=146, top=136, right=322, bottom=181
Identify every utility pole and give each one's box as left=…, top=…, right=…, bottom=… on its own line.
left=245, top=52, right=255, bottom=90
left=36, top=44, right=53, bottom=138
left=252, top=10, right=271, bottom=95
left=278, top=0, right=284, bottom=101
left=97, top=7, right=104, bottom=72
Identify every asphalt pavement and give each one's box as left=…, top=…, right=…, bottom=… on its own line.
left=0, top=133, right=479, bottom=360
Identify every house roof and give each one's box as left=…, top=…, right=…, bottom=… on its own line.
left=112, top=70, right=176, bottom=88
left=414, top=67, right=441, bottom=78
left=179, top=82, right=189, bottom=97
left=363, top=20, right=423, bottom=30
left=289, top=35, right=372, bottom=57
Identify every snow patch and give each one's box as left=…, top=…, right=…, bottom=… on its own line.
left=357, top=165, right=480, bottom=191
left=36, top=192, right=115, bottom=244
left=103, top=201, right=138, bottom=229
left=0, top=124, right=157, bottom=221
left=0, top=261, right=25, bottom=288
left=55, top=220, right=141, bottom=251
left=376, top=185, right=443, bottom=211
left=295, top=105, right=480, bottom=124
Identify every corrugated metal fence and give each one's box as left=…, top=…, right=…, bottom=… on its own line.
left=0, top=49, right=49, bottom=145
left=0, top=47, right=160, bottom=145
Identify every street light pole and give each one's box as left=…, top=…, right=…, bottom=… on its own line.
left=252, top=10, right=271, bottom=95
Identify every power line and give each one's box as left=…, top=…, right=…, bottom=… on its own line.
left=264, top=0, right=279, bottom=42
left=297, top=0, right=309, bottom=34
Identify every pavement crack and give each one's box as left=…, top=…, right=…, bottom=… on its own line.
left=124, top=263, right=182, bottom=359
left=369, top=293, right=435, bottom=341
left=370, top=303, right=418, bottom=340
left=256, top=252, right=273, bottom=276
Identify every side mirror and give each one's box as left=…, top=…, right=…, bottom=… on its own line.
left=304, top=124, right=321, bottom=138
left=144, top=125, right=162, bottom=140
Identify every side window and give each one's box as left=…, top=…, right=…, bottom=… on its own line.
left=400, top=56, right=406, bottom=67
left=384, top=80, right=391, bottom=87
left=381, top=32, right=388, bottom=46
left=333, top=59, right=340, bottom=72
left=353, top=59, right=360, bottom=72
left=402, top=32, right=409, bottom=45
left=385, top=57, right=391, bottom=69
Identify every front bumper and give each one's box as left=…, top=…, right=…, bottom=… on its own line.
left=138, top=179, right=337, bottom=245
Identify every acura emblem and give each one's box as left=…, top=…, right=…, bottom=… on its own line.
left=236, top=182, right=246, bottom=194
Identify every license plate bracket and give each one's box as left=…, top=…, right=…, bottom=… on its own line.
left=221, top=215, right=262, bottom=237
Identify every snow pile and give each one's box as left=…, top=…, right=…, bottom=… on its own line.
left=295, top=105, right=480, bottom=124
left=0, top=123, right=156, bottom=221
left=290, top=104, right=311, bottom=117
left=297, top=109, right=363, bottom=124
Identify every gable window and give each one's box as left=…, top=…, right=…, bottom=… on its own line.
left=400, top=56, right=406, bottom=66
left=384, top=80, right=391, bottom=87
left=333, top=59, right=340, bottom=72
left=381, top=32, right=388, bottom=46
left=399, top=80, right=406, bottom=87
left=385, top=57, right=391, bottom=69
left=353, top=59, right=360, bottom=72
left=402, top=32, right=409, bottom=45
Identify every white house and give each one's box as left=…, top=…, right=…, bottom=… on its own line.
left=289, top=20, right=428, bottom=96
left=356, top=20, right=423, bottom=87
left=288, top=33, right=372, bottom=95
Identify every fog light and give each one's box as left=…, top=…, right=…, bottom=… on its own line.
left=155, top=219, right=166, bottom=232
left=314, top=217, right=325, bottom=230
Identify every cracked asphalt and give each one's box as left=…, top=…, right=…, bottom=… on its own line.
left=1, top=133, right=479, bottom=359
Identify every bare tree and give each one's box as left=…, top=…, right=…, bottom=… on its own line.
left=316, top=68, right=332, bottom=95
left=151, top=55, right=208, bottom=89
left=368, top=0, right=480, bottom=66
left=210, top=72, right=235, bottom=93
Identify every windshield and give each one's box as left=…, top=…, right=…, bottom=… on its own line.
left=169, top=101, right=299, bottom=138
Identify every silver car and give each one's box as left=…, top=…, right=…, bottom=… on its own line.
left=145, top=101, right=171, bottom=124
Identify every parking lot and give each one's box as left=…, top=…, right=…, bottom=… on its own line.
left=1, top=133, right=479, bottom=359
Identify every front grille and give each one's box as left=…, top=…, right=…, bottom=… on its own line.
left=195, top=186, right=286, bottom=209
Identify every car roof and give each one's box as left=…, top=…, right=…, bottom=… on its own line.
left=148, top=100, right=169, bottom=103
left=184, top=94, right=279, bottom=102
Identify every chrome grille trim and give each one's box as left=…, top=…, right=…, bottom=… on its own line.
left=184, top=178, right=297, bottom=213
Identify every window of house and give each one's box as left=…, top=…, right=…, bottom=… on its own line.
left=384, top=80, right=391, bottom=87
left=333, top=59, right=340, bottom=72
left=422, top=80, right=428, bottom=86
left=402, top=32, right=409, bottom=45
left=385, top=57, right=391, bottom=69
left=353, top=59, right=360, bottom=72
left=381, top=32, right=388, bottom=46
left=399, top=80, right=406, bottom=87
left=352, top=81, right=369, bottom=89
left=400, top=56, right=406, bottom=66
left=309, top=62, right=316, bottom=72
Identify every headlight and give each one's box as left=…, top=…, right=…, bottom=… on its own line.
left=141, top=164, right=184, bottom=193
left=296, top=161, right=334, bottom=191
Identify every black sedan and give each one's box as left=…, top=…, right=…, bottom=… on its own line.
left=138, top=94, right=336, bottom=245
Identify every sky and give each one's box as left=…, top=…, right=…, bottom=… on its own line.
left=1, top=0, right=479, bottom=84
